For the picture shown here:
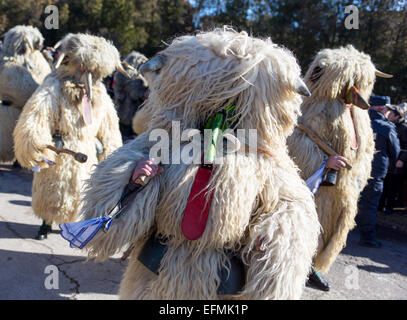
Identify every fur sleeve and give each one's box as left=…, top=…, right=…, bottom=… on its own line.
left=80, top=134, right=160, bottom=261
left=96, top=91, right=123, bottom=161
left=240, top=159, right=320, bottom=299
left=13, top=78, right=58, bottom=169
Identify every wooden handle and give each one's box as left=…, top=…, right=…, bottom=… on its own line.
left=46, top=145, right=88, bottom=163
left=296, top=124, right=352, bottom=170
left=134, top=174, right=151, bottom=186
left=47, top=145, right=73, bottom=156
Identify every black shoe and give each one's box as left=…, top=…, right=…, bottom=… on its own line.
left=359, top=239, right=382, bottom=248
left=306, top=269, right=330, bottom=292
left=36, top=224, right=52, bottom=240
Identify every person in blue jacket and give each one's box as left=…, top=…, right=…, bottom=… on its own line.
left=379, top=104, right=407, bottom=214
left=356, top=95, right=400, bottom=248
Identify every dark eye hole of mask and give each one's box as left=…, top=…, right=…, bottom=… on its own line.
left=310, top=66, right=323, bottom=83
left=34, top=41, right=42, bottom=51
left=17, top=46, right=27, bottom=55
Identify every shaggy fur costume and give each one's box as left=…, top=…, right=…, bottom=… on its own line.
left=13, top=33, right=122, bottom=224
left=287, top=45, right=377, bottom=273
left=0, top=25, right=51, bottom=162
left=113, top=51, right=148, bottom=138
left=80, top=28, right=320, bottom=300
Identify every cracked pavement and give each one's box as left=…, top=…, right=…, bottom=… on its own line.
left=0, top=164, right=125, bottom=300
left=0, top=164, right=406, bottom=300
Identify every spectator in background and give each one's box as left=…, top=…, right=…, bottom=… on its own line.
left=356, top=96, right=400, bottom=248
left=379, top=103, right=407, bottom=214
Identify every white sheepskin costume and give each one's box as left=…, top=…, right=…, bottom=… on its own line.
left=80, top=28, right=320, bottom=300
left=13, top=33, right=123, bottom=224
left=0, top=25, right=51, bottom=162
left=287, top=45, right=379, bottom=273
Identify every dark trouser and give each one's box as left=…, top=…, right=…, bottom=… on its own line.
left=379, top=174, right=404, bottom=211
left=356, top=178, right=384, bottom=241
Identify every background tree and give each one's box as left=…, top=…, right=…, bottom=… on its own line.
left=194, top=0, right=407, bottom=102
left=0, top=0, right=405, bottom=101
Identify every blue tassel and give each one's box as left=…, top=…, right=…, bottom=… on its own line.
left=59, top=180, right=146, bottom=249
left=305, top=160, right=327, bottom=194
left=59, top=216, right=112, bottom=249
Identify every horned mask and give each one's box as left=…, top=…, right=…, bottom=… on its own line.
left=53, top=33, right=131, bottom=125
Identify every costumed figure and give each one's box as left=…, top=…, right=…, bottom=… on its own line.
left=13, top=33, right=125, bottom=240
left=287, top=45, right=393, bottom=290
left=113, top=51, right=149, bottom=140
left=74, top=28, right=320, bottom=300
left=0, top=25, right=51, bottom=163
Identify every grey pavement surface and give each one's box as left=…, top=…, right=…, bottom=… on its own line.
left=0, top=164, right=406, bottom=300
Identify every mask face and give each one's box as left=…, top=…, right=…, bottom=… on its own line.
left=343, top=85, right=370, bottom=110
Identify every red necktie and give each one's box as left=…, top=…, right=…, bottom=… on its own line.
left=181, top=164, right=214, bottom=240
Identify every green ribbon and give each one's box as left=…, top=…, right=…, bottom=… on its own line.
left=204, top=103, right=236, bottom=163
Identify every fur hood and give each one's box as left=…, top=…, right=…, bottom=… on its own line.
left=304, top=45, right=377, bottom=103
left=141, top=27, right=308, bottom=150
left=55, top=33, right=122, bottom=80
left=1, top=25, right=44, bottom=57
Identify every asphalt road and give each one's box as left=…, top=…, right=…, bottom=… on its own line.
left=0, top=164, right=406, bottom=300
